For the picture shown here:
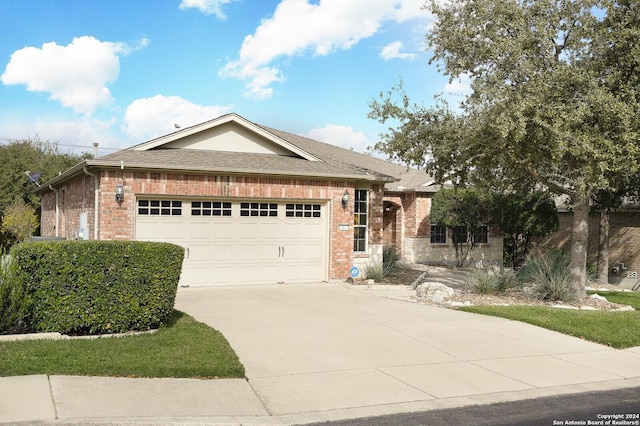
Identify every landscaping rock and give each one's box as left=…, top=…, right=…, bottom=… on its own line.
left=551, top=305, right=579, bottom=310
left=416, top=282, right=455, bottom=304
left=589, top=294, right=608, bottom=302
left=448, top=300, right=473, bottom=307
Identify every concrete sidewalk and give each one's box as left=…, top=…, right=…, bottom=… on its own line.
left=2, top=282, right=640, bottom=425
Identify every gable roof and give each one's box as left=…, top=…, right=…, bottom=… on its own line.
left=130, top=113, right=322, bottom=162
left=36, top=113, right=437, bottom=192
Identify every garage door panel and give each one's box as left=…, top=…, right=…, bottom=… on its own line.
left=236, top=243, right=279, bottom=261
left=210, top=243, right=233, bottom=261
left=137, top=220, right=185, bottom=241
left=280, top=263, right=322, bottom=283
left=258, top=222, right=280, bottom=239
left=237, top=223, right=258, bottom=239
left=284, top=242, right=322, bottom=261
left=282, top=243, right=304, bottom=260
left=187, top=244, right=210, bottom=261
left=182, top=266, right=204, bottom=284
left=281, top=221, right=322, bottom=239
left=188, top=222, right=211, bottom=239
left=210, top=267, right=233, bottom=284
left=136, top=222, right=158, bottom=240
left=258, top=244, right=279, bottom=261
left=237, top=243, right=257, bottom=260
left=163, top=222, right=185, bottom=240
left=236, top=264, right=278, bottom=284
left=211, top=222, right=233, bottom=239
left=136, top=199, right=327, bottom=286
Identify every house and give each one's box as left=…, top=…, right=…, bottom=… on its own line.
left=540, top=197, right=640, bottom=289
left=36, top=113, right=503, bottom=286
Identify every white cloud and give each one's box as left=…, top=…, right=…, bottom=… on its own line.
left=380, top=41, right=417, bottom=61
left=304, top=124, right=371, bottom=153
left=179, top=0, right=237, bottom=19
left=1, top=36, right=148, bottom=116
left=38, top=120, right=120, bottom=154
left=445, top=73, right=472, bottom=94
left=441, top=73, right=473, bottom=113
left=0, top=116, right=125, bottom=155
left=220, top=0, right=429, bottom=99
left=123, top=95, right=233, bottom=141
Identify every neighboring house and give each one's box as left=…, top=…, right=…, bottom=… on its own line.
left=540, top=197, right=640, bottom=288
left=36, top=113, right=503, bottom=286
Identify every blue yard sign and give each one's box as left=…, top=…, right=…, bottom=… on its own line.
left=350, top=266, right=360, bottom=278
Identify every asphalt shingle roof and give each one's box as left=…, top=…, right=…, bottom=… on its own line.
left=37, top=114, right=439, bottom=192
left=98, top=147, right=394, bottom=182
left=261, top=126, right=436, bottom=191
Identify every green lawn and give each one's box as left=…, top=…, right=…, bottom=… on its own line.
left=588, top=290, right=640, bottom=309
left=0, top=311, right=245, bottom=378
left=460, top=291, right=640, bottom=349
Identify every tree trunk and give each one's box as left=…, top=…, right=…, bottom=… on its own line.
left=597, top=209, right=610, bottom=286
left=569, top=197, right=589, bottom=299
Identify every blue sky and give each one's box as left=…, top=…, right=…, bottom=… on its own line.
left=0, top=0, right=467, bottom=158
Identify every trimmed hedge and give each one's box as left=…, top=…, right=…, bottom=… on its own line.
left=0, top=255, right=33, bottom=335
left=10, top=240, right=184, bottom=335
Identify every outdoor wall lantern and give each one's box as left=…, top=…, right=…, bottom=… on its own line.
left=341, top=189, right=350, bottom=209
left=115, top=183, right=124, bottom=205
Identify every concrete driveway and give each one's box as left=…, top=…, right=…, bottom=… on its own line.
left=175, top=282, right=640, bottom=424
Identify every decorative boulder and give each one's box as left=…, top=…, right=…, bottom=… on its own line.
left=416, top=282, right=455, bottom=304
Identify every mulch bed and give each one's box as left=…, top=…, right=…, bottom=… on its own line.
left=359, top=265, right=633, bottom=311
left=377, top=266, right=425, bottom=285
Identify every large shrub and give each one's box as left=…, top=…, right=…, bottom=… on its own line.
left=1, top=200, right=39, bottom=244
left=430, top=187, right=492, bottom=267
left=10, top=240, right=184, bottom=335
left=0, top=254, right=33, bottom=334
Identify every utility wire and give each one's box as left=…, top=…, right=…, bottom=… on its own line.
left=0, top=137, right=120, bottom=151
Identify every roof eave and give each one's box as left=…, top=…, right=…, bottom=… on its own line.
left=33, top=160, right=96, bottom=194
left=35, top=160, right=396, bottom=194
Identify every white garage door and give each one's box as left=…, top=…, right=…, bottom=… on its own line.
left=135, top=199, right=328, bottom=286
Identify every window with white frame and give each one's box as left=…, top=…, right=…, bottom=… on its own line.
left=353, top=189, right=368, bottom=252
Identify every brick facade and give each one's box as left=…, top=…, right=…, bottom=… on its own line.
left=40, top=174, right=96, bottom=240
left=384, top=192, right=504, bottom=267
left=540, top=211, right=640, bottom=277
left=41, top=169, right=388, bottom=281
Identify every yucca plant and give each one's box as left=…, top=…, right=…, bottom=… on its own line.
left=465, top=269, right=500, bottom=294
left=465, top=267, right=519, bottom=295
left=362, top=246, right=401, bottom=283
left=382, top=245, right=400, bottom=275
left=517, top=248, right=575, bottom=302
left=363, top=263, right=385, bottom=282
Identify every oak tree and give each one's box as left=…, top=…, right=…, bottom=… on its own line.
left=370, top=0, right=640, bottom=298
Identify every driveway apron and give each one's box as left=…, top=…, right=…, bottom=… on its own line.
left=175, top=283, right=640, bottom=420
